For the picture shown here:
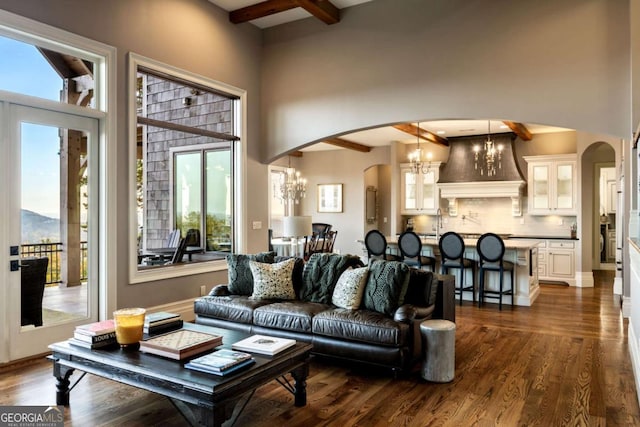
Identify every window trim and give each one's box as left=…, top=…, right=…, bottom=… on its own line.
left=128, top=52, right=246, bottom=284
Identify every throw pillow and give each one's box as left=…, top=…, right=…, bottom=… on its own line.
left=332, top=267, right=369, bottom=309
left=362, top=259, right=410, bottom=316
left=300, top=253, right=364, bottom=304
left=404, top=268, right=435, bottom=306
left=249, top=258, right=297, bottom=300
left=227, top=252, right=276, bottom=295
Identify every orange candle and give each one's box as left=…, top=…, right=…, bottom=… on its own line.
left=113, top=308, right=146, bottom=347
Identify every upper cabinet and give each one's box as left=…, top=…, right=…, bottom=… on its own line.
left=400, top=162, right=441, bottom=215
left=524, top=154, right=577, bottom=216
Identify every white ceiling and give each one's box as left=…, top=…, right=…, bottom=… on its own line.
left=206, top=2, right=573, bottom=152
left=208, top=0, right=374, bottom=29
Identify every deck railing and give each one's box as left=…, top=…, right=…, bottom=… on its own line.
left=21, top=242, right=88, bottom=285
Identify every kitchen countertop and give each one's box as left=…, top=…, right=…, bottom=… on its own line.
left=509, top=235, right=579, bottom=241
left=386, top=236, right=539, bottom=250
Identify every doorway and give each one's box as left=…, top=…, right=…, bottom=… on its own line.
left=4, top=104, right=99, bottom=360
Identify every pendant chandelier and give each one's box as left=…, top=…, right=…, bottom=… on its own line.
left=277, top=157, right=307, bottom=204
left=408, top=122, right=432, bottom=174
left=473, top=120, right=503, bottom=177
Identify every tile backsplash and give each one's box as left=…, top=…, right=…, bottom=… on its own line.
left=409, top=197, right=577, bottom=238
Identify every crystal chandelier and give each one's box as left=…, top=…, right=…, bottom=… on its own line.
left=277, top=158, right=307, bottom=204
left=408, top=122, right=432, bottom=174
left=473, top=120, right=504, bottom=177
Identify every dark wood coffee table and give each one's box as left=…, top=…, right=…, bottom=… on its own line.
left=49, top=323, right=312, bottom=427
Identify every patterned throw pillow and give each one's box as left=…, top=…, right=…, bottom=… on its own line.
left=362, top=259, right=410, bottom=316
left=226, top=252, right=276, bottom=295
left=249, top=258, right=297, bottom=300
left=332, top=267, right=369, bottom=309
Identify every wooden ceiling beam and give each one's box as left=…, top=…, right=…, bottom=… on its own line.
left=288, top=150, right=304, bottom=157
left=230, top=0, right=298, bottom=24
left=502, top=120, right=532, bottom=141
left=229, top=0, right=339, bottom=25
left=323, top=137, right=371, bottom=152
left=392, top=124, right=449, bottom=147
left=297, top=0, right=340, bottom=25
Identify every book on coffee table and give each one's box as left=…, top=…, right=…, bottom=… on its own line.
left=139, top=329, right=222, bottom=360
left=231, top=335, right=296, bottom=356
left=185, top=349, right=255, bottom=376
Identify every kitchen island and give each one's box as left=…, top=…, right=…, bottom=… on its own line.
left=381, top=236, right=540, bottom=307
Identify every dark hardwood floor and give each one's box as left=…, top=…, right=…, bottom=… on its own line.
left=2, top=270, right=638, bottom=426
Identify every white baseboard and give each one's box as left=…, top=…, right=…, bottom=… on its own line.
left=628, top=321, right=640, bottom=407
left=614, top=277, right=623, bottom=295
left=146, top=298, right=196, bottom=322
left=574, top=271, right=594, bottom=288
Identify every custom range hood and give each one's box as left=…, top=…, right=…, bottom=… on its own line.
left=438, top=133, right=525, bottom=216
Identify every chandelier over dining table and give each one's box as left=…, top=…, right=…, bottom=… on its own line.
left=473, top=120, right=503, bottom=177
left=277, top=157, right=307, bottom=204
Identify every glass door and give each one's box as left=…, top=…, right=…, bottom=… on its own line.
left=6, top=105, right=98, bottom=359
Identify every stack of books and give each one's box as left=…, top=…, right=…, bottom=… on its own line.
left=69, top=319, right=118, bottom=349
left=139, top=329, right=222, bottom=360
left=185, top=349, right=255, bottom=376
left=143, top=312, right=183, bottom=336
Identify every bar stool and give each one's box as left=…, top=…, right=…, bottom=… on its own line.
left=364, top=229, right=401, bottom=263
left=439, top=231, right=476, bottom=305
left=477, top=233, right=515, bottom=310
left=398, top=231, right=437, bottom=271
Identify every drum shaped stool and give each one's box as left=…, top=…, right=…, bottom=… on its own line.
left=420, top=319, right=456, bottom=382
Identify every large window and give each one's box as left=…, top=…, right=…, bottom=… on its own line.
left=130, top=54, right=243, bottom=280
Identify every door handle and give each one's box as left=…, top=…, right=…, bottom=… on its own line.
left=9, top=260, right=29, bottom=271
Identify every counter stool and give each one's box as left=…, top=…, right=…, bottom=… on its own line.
left=364, top=229, right=401, bottom=263
left=420, top=319, right=456, bottom=382
left=398, top=231, right=436, bottom=271
left=439, top=231, right=476, bottom=305
left=477, top=232, right=515, bottom=310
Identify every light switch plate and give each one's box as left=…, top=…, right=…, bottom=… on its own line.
left=252, top=221, right=262, bottom=230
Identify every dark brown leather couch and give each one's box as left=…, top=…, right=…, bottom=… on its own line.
left=194, top=253, right=455, bottom=374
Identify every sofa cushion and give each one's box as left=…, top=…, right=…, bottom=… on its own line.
left=253, top=301, right=331, bottom=333
left=404, top=268, right=437, bottom=307
left=362, top=260, right=410, bottom=316
left=227, top=252, right=276, bottom=295
left=193, top=295, right=272, bottom=325
left=332, top=267, right=369, bottom=309
left=249, top=258, right=297, bottom=300
left=300, top=253, right=364, bottom=304
left=313, top=308, right=407, bottom=347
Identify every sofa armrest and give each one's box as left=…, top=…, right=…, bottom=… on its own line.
left=432, top=274, right=455, bottom=322
left=393, top=304, right=417, bottom=324
left=209, top=284, right=231, bottom=296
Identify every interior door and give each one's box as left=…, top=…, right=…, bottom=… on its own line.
left=5, top=104, right=98, bottom=359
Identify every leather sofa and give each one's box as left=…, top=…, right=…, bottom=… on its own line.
left=194, top=252, right=455, bottom=373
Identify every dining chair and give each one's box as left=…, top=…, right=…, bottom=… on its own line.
left=364, top=230, right=401, bottom=263
left=398, top=231, right=437, bottom=271
left=477, top=233, right=515, bottom=310
left=439, top=231, right=476, bottom=305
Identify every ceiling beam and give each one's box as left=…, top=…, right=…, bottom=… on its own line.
left=230, top=0, right=298, bottom=24
left=392, top=124, right=449, bottom=147
left=323, top=137, right=371, bottom=152
left=288, top=150, right=304, bottom=157
left=297, top=0, right=340, bottom=25
left=502, top=121, right=532, bottom=141
left=229, top=0, right=339, bottom=25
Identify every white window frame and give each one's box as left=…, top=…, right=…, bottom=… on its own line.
left=0, top=9, right=117, bottom=329
left=128, top=52, right=246, bottom=284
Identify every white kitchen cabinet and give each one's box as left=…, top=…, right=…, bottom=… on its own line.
left=400, top=162, right=441, bottom=215
left=536, top=239, right=576, bottom=285
left=524, top=155, right=577, bottom=215
left=607, top=230, right=616, bottom=261
left=607, top=180, right=617, bottom=213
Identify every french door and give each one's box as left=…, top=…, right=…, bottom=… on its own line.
left=3, top=104, right=99, bottom=360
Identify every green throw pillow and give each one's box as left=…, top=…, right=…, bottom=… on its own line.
left=362, top=259, right=410, bottom=316
left=300, top=253, right=364, bottom=304
left=227, top=252, right=276, bottom=295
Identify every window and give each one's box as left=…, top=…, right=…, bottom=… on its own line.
left=130, top=53, right=245, bottom=280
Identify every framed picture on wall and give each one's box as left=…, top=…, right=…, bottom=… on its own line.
left=317, top=184, right=343, bottom=213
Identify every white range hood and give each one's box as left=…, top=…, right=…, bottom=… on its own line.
left=438, top=181, right=525, bottom=216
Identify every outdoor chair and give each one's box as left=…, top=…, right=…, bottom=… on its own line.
left=184, top=228, right=204, bottom=261
left=21, top=256, right=49, bottom=327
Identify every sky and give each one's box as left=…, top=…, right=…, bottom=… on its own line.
left=1, top=35, right=65, bottom=218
